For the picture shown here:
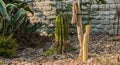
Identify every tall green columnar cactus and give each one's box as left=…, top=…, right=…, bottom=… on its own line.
left=55, top=14, right=69, bottom=53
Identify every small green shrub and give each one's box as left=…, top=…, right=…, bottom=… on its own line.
left=0, top=34, right=17, bottom=57
left=0, top=61, right=3, bottom=65
left=43, top=46, right=57, bottom=56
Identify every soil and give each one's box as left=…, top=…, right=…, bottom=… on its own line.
left=0, top=33, right=120, bottom=65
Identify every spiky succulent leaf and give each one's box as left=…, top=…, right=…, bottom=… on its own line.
left=13, top=9, right=26, bottom=24
left=0, top=0, right=10, bottom=21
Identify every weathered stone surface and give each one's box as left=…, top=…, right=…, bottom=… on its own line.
left=91, top=28, right=105, bottom=34
left=96, top=24, right=104, bottom=29
left=90, top=24, right=96, bottom=28
left=105, top=25, right=114, bottom=30
left=90, top=20, right=101, bottom=24
left=24, top=0, right=120, bottom=34
left=102, top=20, right=110, bottom=25
left=108, top=29, right=117, bottom=35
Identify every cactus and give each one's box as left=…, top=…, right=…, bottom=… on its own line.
left=83, top=25, right=91, bottom=61
left=44, top=14, right=75, bottom=56
left=55, top=14, right=69, bottom=53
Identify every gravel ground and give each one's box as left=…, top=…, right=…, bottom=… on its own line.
left=1, top=34, right=120, bottom=65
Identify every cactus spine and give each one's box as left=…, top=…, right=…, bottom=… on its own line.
left=83, top=25, right=91, bottom=61
left=55, top=14, right=69, bottom=53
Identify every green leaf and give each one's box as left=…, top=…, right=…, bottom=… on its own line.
left=14, top=16, right=26, bottom=30
left=6, top=34, right=13, bottom=40
left=13, top=9, right=26, bottom=23
left=17, top=2, right=34, bottom=15
left=6, top=4, right=16, bottom=9
left=6, top=3, right=18, bottom=16
left=6, top=3, right=17, bottom=10
left=0, top=0, right=10, bottom=21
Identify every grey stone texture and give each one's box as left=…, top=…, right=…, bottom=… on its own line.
left=24, top=0, right=120, bottom=34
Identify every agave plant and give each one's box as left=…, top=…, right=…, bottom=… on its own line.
left=0, top=0, right=33, bottom=35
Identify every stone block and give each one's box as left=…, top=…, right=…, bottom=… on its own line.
left=107, top=15, right=115, bottom=20
left=42, top=6, right=52, bottom=11
left=99, top=11, right=110, bottom=16
left=91, top=28, right=105, bottom=34
left=106, top=0, right=114, bottom=4
left=105, top=25, right=114, bottom=30
left=90, top=20, right=101, bottom=25
left=90, top=20, right=101, bottom=24
left=91, top=12, right=99, bottom=16
left=90, top=24, right=96, bottom=28
left=109, top=11, right=116, bottom=15
left=82, top=6, right=87, bottom=10
left=91, top=4, right=99, bottom=9
left=102, top=20, right=110, bottom=25
left=47, top=15, right=56, bottom=18
left=43, top=11, right=51, bottom=16
left=99, top=4, right=107, bottom=9
left=108, top=29, right=118, bottom=35
left=96, top=24, right=104, bottom=29
left=110, top=4, right=116, bottom=9
left=40, top=16, right=46, bottom=20
left=94, top=15, right=106, bottom=20
left=109, top=20, right=116, bottom=24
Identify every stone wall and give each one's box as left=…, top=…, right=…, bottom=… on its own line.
left=24, top=0, right=120, bottom=34
left=25, top=0, right=57, bottom=24
left=83, top=0, right=120, bottom=34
